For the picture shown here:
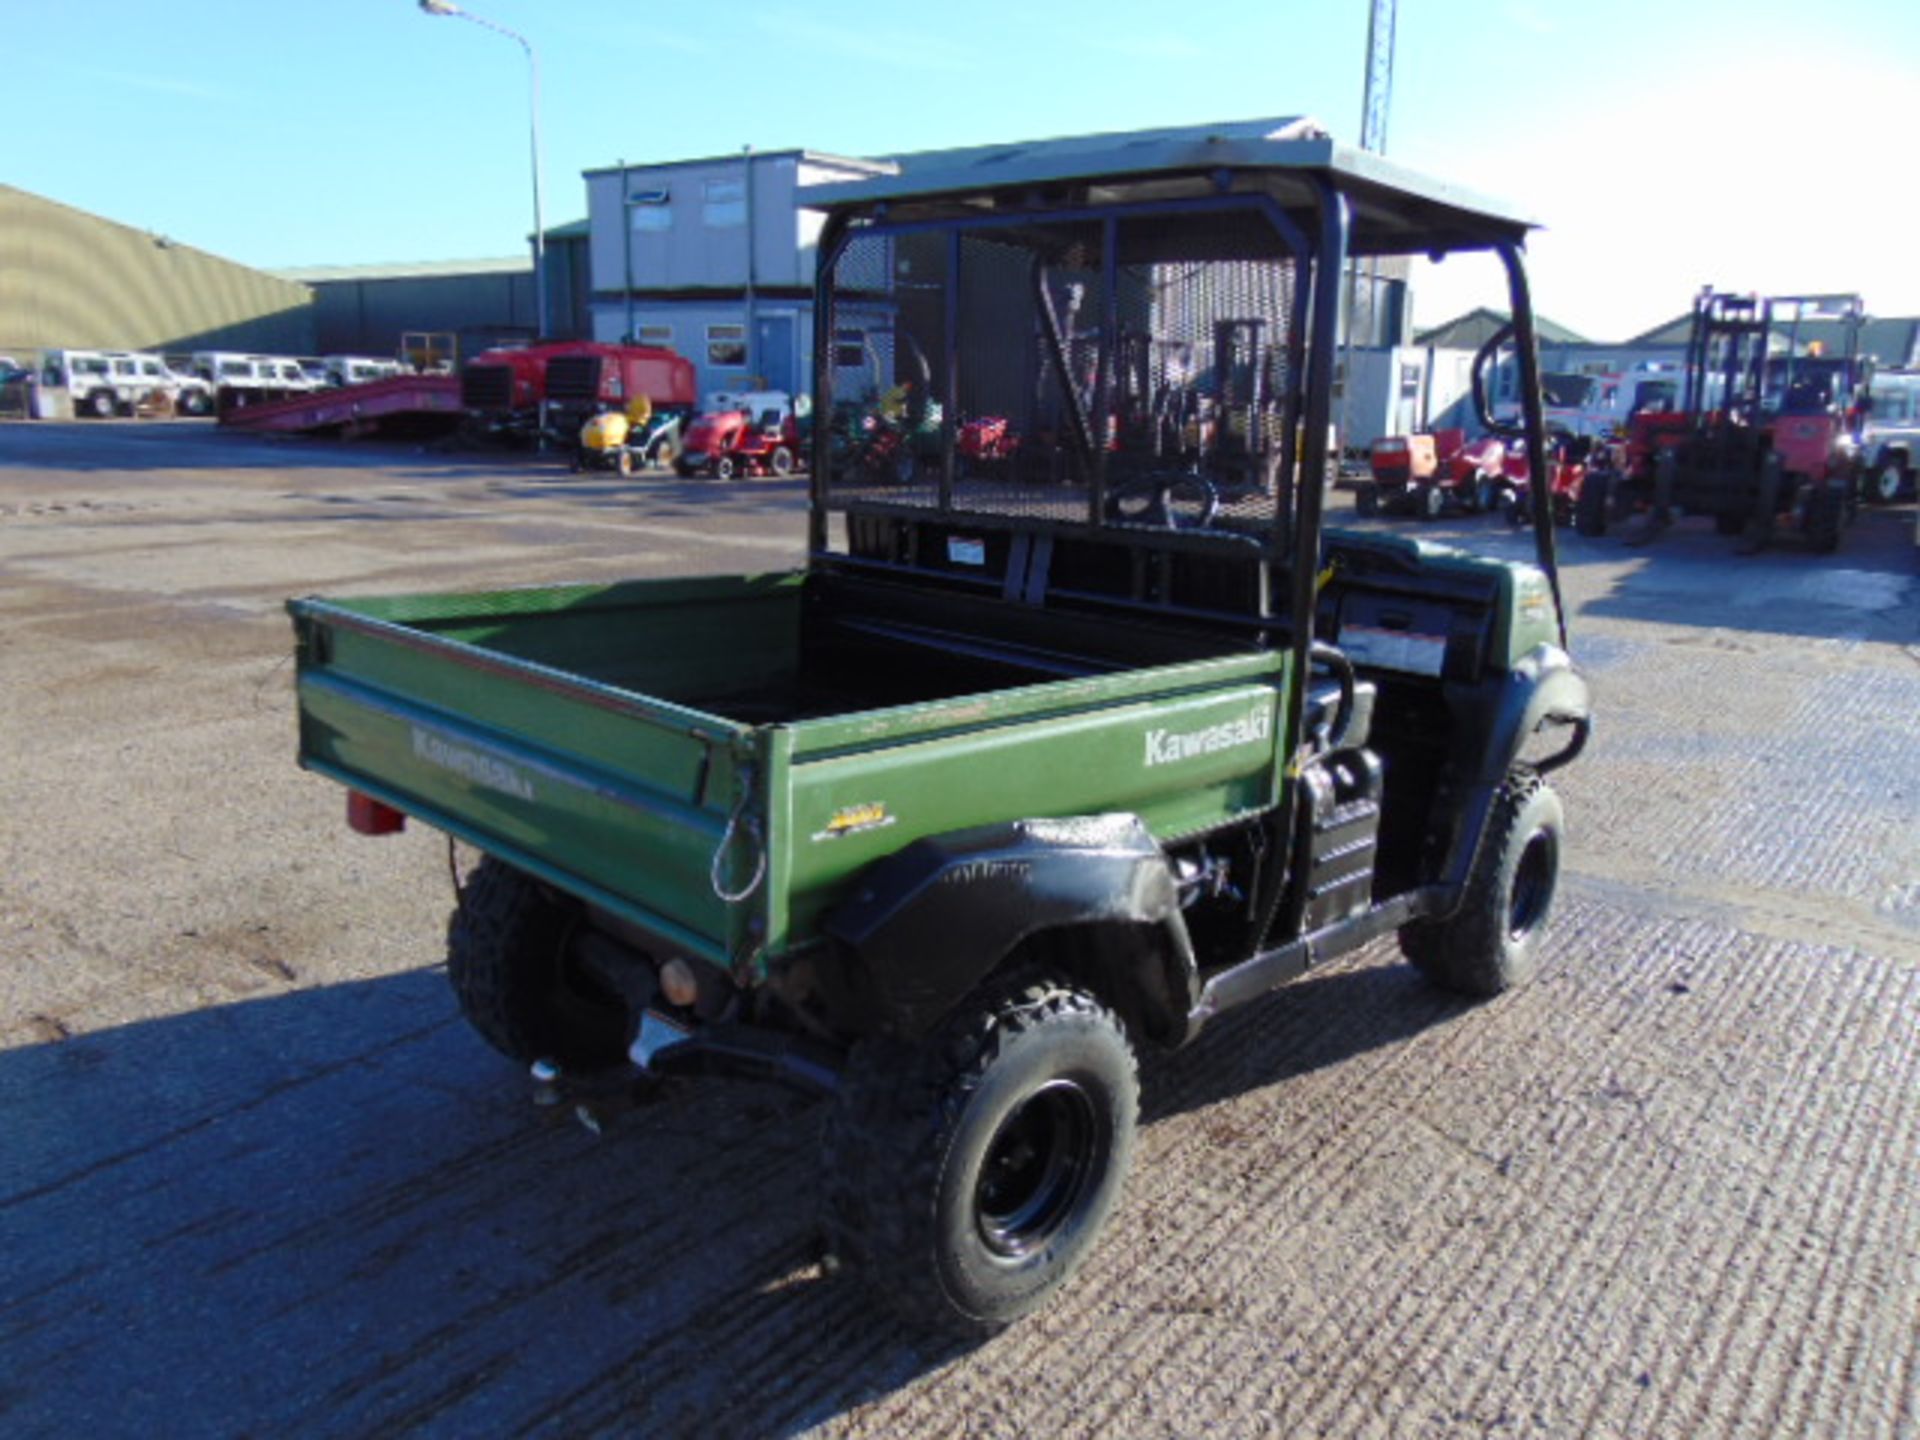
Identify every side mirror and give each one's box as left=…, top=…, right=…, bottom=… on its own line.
left=1471, top=322, right=1524, bottom=438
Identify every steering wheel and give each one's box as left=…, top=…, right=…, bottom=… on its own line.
left=1103, top=471, right=1221, bottom=530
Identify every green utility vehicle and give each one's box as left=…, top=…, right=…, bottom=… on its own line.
left=289, top=117, right=1590, bottom=1335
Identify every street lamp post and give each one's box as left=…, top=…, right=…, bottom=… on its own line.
left=418, top=0, right=548, bottom=343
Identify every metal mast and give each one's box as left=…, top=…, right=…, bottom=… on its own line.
left=1360, top=0, right=1396, bottom=154
left=1339, top=0, right=1396, bottom=459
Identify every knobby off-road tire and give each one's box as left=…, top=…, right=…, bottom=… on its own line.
left=1400, top=768, right=1563, bottom=998
left=821, top=974, right=1139, bottom=1336
left=446, top=856, right=627, bottom=1069
left=1803, top=486, right=1845, bottom=554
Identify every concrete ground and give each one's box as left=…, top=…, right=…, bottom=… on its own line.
left=2, top=420, right=1915, bottom=1438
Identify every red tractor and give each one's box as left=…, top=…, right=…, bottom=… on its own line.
left=1583, top=291, right=1866, bottom=552
left=675, top=391, right=807, bottom=479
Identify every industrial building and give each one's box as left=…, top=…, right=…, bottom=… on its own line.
left=0, top=184, right=315, bottom=359
left=582, top=149, right=895, bottom=400
left=275, top=223, right=591, bottom=363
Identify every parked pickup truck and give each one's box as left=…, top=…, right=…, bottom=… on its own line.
left=290, top=117, right=1590, bottom=1335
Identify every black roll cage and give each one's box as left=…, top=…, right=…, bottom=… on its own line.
left=804, top=171, right=1562, bottom=783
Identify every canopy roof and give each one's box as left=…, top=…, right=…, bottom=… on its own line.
left=810, top=117, right=1538, bottom=258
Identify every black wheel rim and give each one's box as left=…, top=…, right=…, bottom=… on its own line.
left=1509, top=830, right=1556, bottom=942
left=975, top=1079, right=1099, bottom=1259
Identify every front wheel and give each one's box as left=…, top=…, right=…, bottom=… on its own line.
left=1867, top=459, right=1906, bottom=505
left=822, top=973, right=1138, bottom=1336
left=1400, top=769, right=1563, bottom=997
left=1354, top=483, right=1380, bottom=517
left=714, top=454, right=738, bottom=481
left=1804, top=485, right=1845, bottom=553
left=769, top=445, right=795, bottom=477
left=86, top=389, right=116, bottom=418
left=1573, top=472, right=1610, bottom=537
left=1420, top=483, right=1446, bottom=520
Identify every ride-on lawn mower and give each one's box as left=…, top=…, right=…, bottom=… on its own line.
left=1501, top=436, right=1598, bottom=530
left=1355, top=427, right=1507, bottom=518
left=676, top=392, right=809, bottom=479
left=572, top=395, right=680, bottom=476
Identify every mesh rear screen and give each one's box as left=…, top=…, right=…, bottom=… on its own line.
left=820, top=207, right=1307, bottom=545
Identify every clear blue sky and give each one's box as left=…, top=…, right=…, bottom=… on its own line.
left=8, top=0, right=1918, bottom=342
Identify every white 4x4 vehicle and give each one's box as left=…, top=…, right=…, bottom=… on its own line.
left=40, top=349, right=122, bottom=417
left=324, top=355, right=406, bottom=387
left=114, top=352, right=215, bottom=416
left=191, top=353, right=317, bottom=394
left=1862, top=371, right=1919, bottom=505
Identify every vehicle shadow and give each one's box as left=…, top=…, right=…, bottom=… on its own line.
left=0, top=949, right=1450, bottom=1436
left=1342, top=503, right=1918, bottom=646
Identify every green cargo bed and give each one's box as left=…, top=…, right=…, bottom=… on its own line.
left=290, top=571, right=1291, bottom=976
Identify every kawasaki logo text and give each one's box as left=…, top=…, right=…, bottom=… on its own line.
left=1144, top=708, right=1271, bottom=767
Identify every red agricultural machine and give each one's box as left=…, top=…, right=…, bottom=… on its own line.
left=461, top=341, right=697, bottom=455
left=1578, top=291, right=1867, bottom=552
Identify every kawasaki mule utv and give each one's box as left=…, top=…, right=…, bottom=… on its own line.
left=289, top=116, right=1590, bottom=1335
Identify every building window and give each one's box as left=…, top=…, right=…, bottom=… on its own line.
left=703, top=177, right=746, bottom=228
left=630, top=203, right=671, bottom=234
left=707, top=324, right=747, bottom=367
left=1398, top=363, right=1421, bottom=400
left=637, top=324, right=674, bottom=348
left=834, top=329, right=868, bottom=369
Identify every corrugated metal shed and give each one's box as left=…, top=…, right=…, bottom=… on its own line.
left=0, top=185, right=314, bottom=357
left=1627, top=310, right=1920, bottom=368
left=1414, top=306, right=1587, bottom=350
left=274, top=220, right=590, bottom=358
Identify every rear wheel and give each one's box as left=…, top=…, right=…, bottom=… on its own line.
left=446, top=856, right=628, bottom=1069
left=1400, top=769, right=1563, bottom=997
left=822, top=972, right=1137, bottom=1336
left=651, top=438, right=678, bottom=470
left=769, top=445, right=795, bottom=477
left=1420, top=483, right=1446, bottom=520
left=86, top=389, right=116, bottom=418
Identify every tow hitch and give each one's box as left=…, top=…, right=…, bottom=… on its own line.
left=529, top=1014, right=844, bottom=1133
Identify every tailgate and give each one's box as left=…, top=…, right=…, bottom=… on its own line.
left=290, top=597, right=754, bottom=966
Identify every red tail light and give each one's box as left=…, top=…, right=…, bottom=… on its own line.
left=347, top=791, right=407, bottom=836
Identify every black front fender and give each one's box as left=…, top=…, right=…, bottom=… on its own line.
left=1437, top=644, right=1590, bottom=898
left=824, top=814, right=1197, bottom=1041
